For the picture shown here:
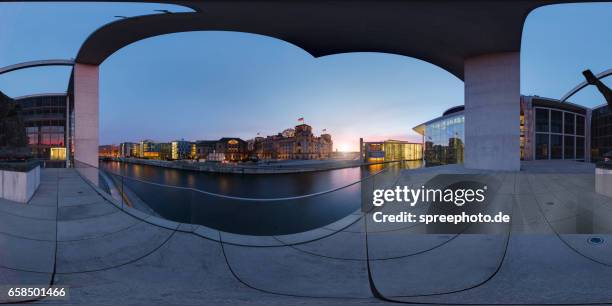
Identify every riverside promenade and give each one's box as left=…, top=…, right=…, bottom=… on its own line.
left=1, top=161, right=612, bottom=305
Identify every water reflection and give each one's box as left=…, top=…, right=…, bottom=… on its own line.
left=368, top=163, right=384, bottom=173
left=101, top=160, right=422, bottom=235
left=102, top=160, right=422, bottom=198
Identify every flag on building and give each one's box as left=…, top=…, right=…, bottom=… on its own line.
left=298, top=117, right=304, bottom=123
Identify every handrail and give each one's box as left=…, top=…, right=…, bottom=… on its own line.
left=80, top=160, right=404, bottom=202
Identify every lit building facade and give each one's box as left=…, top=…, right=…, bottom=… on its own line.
left=120, top=142, right=138, bottom=158
left=14, top=94, right=69, bottom=166
left=114, top=140, right=193, bottom=160
left=195, top=138, right=247, bottom=162
left=158, top=143, right=172, bottom=160
left=413, top=106, right=465, bottom=166
left=216, top=138, right=248, bottom=162
left=359, top=139, right=422, bottom=163
left=254, top=124, right=333, bottom=160
left=99, top=145, right=119, bottom=158
left=139, top=140, right=160, bottom=159
left=171, top=140, right=194, bottom=160
left=414, top=96, right=594, bottom=166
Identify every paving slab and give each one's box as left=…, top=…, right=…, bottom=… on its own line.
left=279, top=227, right=366, bottom=260
left=56, top=221, right=175, bottom=273
left=0, top=232, right=55, bottom=273
left=51, top=232, right=384, bottom=305
left=222, top=242, right=372, bottom=298
left=398, top=234, right=612, bottom=304
left=0, top=211, right=56, bottom=241
left=57, top=202, right=118, bottom=221
left=0, top=198, right=56, bottom=220
left=57, top=210, right=142, bottom=241
left=370, top=233, right=508, bottom=297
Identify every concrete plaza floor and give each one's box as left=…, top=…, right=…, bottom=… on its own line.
left=1, top=161, right=611, bottom=305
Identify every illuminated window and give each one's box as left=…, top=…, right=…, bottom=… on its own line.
left=50, top=147, right=67, bottom=160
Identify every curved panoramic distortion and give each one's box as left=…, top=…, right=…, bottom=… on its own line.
left=1, top=1, right=612, bottom=305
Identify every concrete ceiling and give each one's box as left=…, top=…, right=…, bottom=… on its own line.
left=1, top=1, right=602, bottom=79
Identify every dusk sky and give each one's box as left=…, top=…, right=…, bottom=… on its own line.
left=1, top=2, right=611, bottom=151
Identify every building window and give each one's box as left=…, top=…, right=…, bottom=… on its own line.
left=564, top=135, right=574, bottom=159
left=536, top=108, right=549, bottom=132
left=533, top=106, right=586, bottom=161
left=50, top=147, right=67, bottom=160
left=15, top=95, right=67, bottom=160
left=422, top=114, right=464, bottom=165
left=536, top=133, right=549, bottom=160
left=576, top=115, right=585, bottom=136
left=550, top=110, right=562, bottom=133
left=28, top=134, right=38, bottom=145
left=550, top=134, right=562, bottom=159
left=576, top=137, right=585, bottom=159
left=564, top=112, right=575, bottom=135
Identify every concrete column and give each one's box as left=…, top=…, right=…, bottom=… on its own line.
left=73, top=63, right=99, bottom=168
left=464, top=52, right=520, bottom=171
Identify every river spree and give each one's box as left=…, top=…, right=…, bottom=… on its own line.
left=101, top=160, right=422, bottom=235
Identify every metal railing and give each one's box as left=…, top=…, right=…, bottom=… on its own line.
left=74, top=160, right=408, bottom=236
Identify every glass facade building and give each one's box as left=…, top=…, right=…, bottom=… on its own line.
left=413, top=106, right=464, bottom=166
left=414, top=97, right=593, bottom=166
left=591, top=104, right=612, bottom=162
left=360, top=139, right=422, bottom=163
left=521, top=96, right=588, bottom=161
left=171, top=140, right=195, bottom=160
left=14, top=94, right=68, bottom=166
